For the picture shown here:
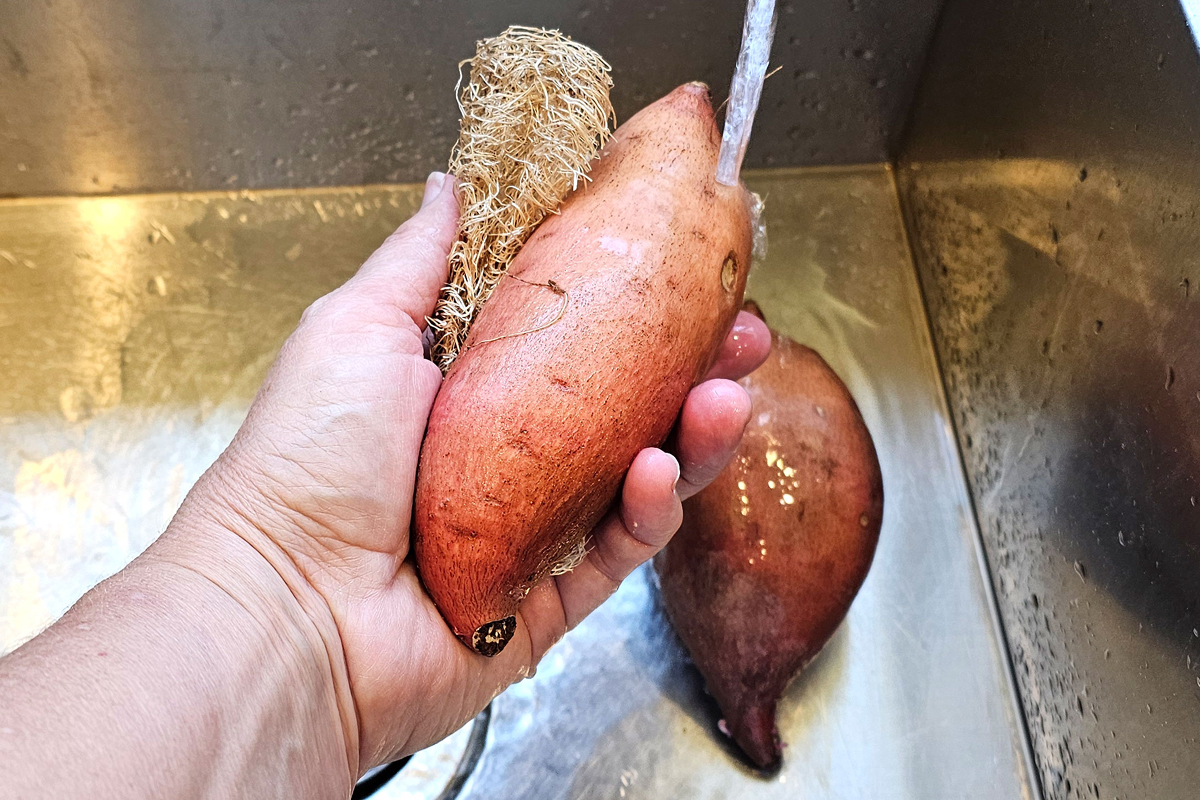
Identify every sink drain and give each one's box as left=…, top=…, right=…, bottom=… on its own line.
left=352, top=705, right=490, bottom=799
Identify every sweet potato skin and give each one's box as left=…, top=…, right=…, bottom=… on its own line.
left=655, top=306, right=883, bottom=770
left=415, top=83, right=753, bottom=656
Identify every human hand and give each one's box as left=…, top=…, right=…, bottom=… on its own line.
left=162, top=172, right=772, bottom=777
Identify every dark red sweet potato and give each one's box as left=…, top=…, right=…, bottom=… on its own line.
left=655, top=301, right=883, bottom=769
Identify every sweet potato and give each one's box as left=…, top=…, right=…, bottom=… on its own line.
left=655, top=301, right=883, bottom=770
left=415, top=83, right=754, bottom=656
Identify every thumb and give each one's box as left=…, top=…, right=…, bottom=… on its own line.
left=345, top=172, right=460, bottom=329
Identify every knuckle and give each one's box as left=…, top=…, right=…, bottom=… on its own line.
left=298, top=292, right=336, bottom=327
left=382, top=222, right=443, bottom=267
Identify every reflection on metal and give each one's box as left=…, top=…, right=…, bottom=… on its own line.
left=899, top=158, right=1200, bottom=800
left=0, top=169, right=1035, bottom=797
left=455, top=167, right=1037, bottom=799
left=0, top=184, right=424, bottom=653
left=0, top=0, right=944, bottom=196
left=1178, top=0, right=1200, bottom=49
left=900, top=1, right=1200, bottom=797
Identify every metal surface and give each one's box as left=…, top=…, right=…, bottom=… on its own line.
left=898, top=1, right=1200, bottom=798
left=0, top=182, right=480, bottom=798
left=0, top=186, right=416, bottom=652
left=455, top=167, right=1036, bottom=799
left=0, top=168, right=1035, bottom=797
left=0, top=0, right=942, bottom=197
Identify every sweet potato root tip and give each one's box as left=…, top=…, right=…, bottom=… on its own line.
left=734, top=702, right=783, bottom=772
left=466, top=276, right=570, bottom=350
left=472, top=617, right=517, bottom=657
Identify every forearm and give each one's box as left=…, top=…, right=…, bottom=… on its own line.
left=0, top=484, right=356, bottom=800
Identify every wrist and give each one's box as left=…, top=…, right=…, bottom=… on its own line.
left=148, top=461, right=362, bottom=784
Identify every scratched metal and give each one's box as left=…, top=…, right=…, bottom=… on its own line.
left=896, top=1, right=1200, bottom=797
left=0, top=186, right=419, bottom=653
left=0, top=0, right=944, bottom=196
left=0, top=169, right=1035, bottom=798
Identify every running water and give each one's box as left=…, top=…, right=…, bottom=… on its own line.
left=716, top=0, right=777, bottom=186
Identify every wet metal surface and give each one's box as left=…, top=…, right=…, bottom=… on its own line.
left=0, top=169, right=1034, bottom=797
left=458, top=167, right=1036, bottom=799
left=0, top=0, right=942, bottom=196
left=899, top=158, right=1200, bottom=800
left=899, top=1, right=1200, bottom=797
left=0, top=185, right=419, bottom=651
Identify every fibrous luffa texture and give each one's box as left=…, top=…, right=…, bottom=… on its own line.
left=655, top=302, right=884, bottom=770
left=416, top=83, right=754, bottom=656
left=427, top=26, right=615, bottom=374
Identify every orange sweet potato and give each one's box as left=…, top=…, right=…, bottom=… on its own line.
left=655, top=301, right=883, bottom=770
left=415, top=83, right=754, bottom=656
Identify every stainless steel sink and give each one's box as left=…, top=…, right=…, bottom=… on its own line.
left=0, top=169, right=1035, bottom=799
left=3, top=1, right=1200, bottom=798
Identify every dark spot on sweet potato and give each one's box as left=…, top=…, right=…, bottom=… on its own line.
left=721, top=252, right=738, bottom=292
left=447, top=522, right=478, bottom=540
left=472, top=616, right=517, bottom=657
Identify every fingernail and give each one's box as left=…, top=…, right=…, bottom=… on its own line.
left=671, top=455, right=682, bottom=494
left=421, top=171, right=447, bottom=208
